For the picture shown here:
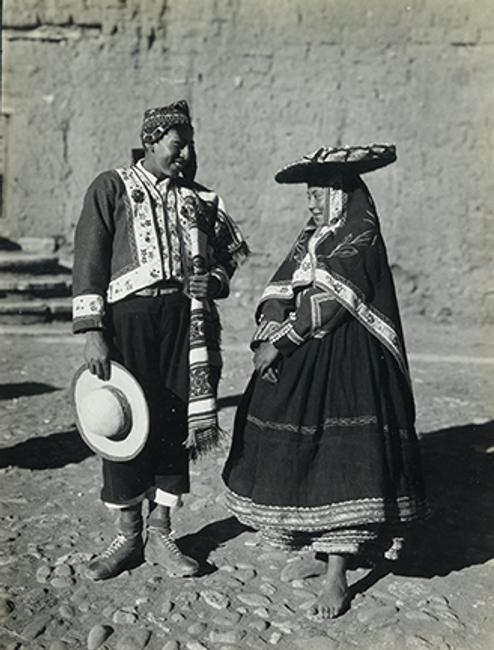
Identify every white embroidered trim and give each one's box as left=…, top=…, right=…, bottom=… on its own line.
left=72, top=294, right=105, bottom=319
left=225, top=487, right=429, bottom=530
left=258, top=274, right=409, bottom=383
left=313, top=267, right=410, bottom=384
left=107, top=263, right=163, bottom=303
left=292, top=185, right=347, bottom=286
left=269, top=319, right=293, bottom=343
left=252, top=319, right=283, bottom=344
left=247, top=413, right=378, bottom=436
left=310, top=291, right=338, bottom=332
left=106, top=168, right=236, bottom=308
left=286, top=328, right=305, bottom=345
left=260, top=281, right=296, bottom=302
left=116, top=167, right=163, bottom=269
left=111, top=168, right=209, bottom=303
left=109, top=168, right=164, bottom=302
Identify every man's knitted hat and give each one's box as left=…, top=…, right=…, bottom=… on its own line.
left=140, top=99, right=192, bottom=145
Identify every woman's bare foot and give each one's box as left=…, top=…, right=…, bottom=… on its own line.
left=311, top=554, right=350, bottom=619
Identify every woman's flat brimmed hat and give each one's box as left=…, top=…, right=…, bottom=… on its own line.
left=275, top=144, right=396, bottom=184
left=72, top=362, right=149, bottom=462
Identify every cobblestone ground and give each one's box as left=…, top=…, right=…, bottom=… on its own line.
left=1, top=312, right=493, bottom=650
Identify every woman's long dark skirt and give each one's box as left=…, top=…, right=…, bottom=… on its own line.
left=222, top=317, right=429, bottom=556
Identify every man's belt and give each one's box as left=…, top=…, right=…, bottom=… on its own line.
left=133, top=281, right=183, bottom=297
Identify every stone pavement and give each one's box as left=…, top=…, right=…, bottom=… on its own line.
left=0, top=314, right=493, bottom=650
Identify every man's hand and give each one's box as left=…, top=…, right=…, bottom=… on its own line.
left=84, top=330, right=111, bottom=381
left=253, top=341, right=280, bottom=383
left=188, top=273, right=220, bottom=300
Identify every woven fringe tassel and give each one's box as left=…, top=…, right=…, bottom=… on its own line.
left=184, top=424, right=228, bottom=461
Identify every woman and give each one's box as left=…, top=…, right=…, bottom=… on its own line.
left=222, top=144, right=429, bottom=618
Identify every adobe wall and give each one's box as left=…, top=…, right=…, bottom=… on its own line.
left=3, top=0, right=494, bottom=323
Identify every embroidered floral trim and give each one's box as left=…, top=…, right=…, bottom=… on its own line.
left=108, top=168, right=164, bottom=302
left=108, top=268, right=159, bottom=302
left=131, top=188, right=145, bottom=203
left=165, top=186, right=186, bottom=279
left=118, top=167, right=163, bottom=267
left=322, top=226, right=377, bottom=260
left=260, top=281, right=296, bottom=302
left=313, top=267, right=410, bottom=384
left=112, top=167, right=207, bottom=303
left=73, top=294, right=105, bottom=319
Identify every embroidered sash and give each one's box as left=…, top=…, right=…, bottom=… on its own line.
left=116, top=166, right=241, bottom=457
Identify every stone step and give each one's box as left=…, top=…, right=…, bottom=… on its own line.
left=0, top=322, right=74, bottom=338
left=0, top=297, right=72, bottom=324
left=0, top=251, right=66, bottom=274
left=17, top=236, right=58, bottom=255
left=0, top=273, right=72, bottom=297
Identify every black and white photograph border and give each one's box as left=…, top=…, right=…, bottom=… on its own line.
left=1, top=2, right=493, bottom=650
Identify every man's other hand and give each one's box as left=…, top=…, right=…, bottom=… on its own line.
left=188, top=273, right=221, bottom=300
left=84, top=331, right=111, bottom=381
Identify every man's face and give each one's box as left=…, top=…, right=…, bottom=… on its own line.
left=151, top=125, right=193, bottom=178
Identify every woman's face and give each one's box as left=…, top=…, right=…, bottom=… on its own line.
left=307, top=186, right=327, bottom=225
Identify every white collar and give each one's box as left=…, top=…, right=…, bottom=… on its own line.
left=136, top=159, right=168, bottom=186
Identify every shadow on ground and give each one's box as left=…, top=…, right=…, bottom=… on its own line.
left=178, top=516, right=251, bottom=566
left=393, top=419, right=494, bottom=578
left=178, top=420, right=494, bottom=582
left=3, top=419, right=493, bottom=582
left=0, top=428, right=94, bottom=469
left=0, top=382, right=60, bottom=400
left=348, top=420, right=494, bottom=593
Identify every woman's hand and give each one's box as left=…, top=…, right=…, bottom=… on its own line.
left=84, top=331, right=111, bottom=381
left=254, top=341, right=280, bottom=383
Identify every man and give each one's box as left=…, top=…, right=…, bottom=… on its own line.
left=72, top=100, right=248, bottom=580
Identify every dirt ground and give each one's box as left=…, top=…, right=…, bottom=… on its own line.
left=1, top=310, right=493, bottom=650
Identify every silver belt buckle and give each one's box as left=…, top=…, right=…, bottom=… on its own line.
left=135, top=283, right=182, bottom=297
left=135, top=287, right=157, bottom=297
left=160, top=284, right=183, bottom=296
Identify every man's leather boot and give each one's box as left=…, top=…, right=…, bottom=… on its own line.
left=86, top=505, right=144, bottom=581
left=145, top=505, right=199, bottom=577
